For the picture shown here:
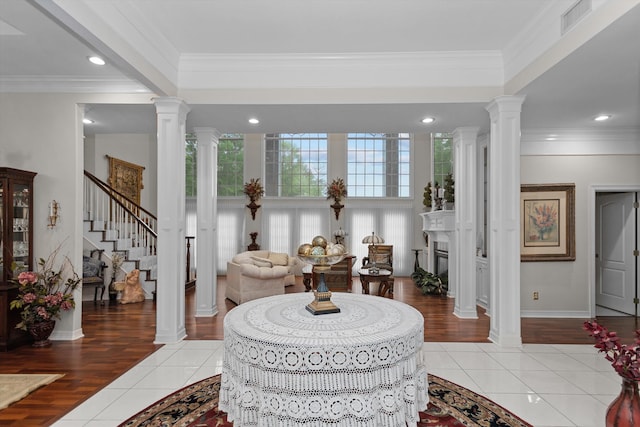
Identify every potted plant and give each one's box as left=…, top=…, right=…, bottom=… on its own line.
left=326, top=177, right=347, bottom=220
left=10, top=246, right=81, bottom=347
left=109, top=251, right=125, bottom=303
left=410, top=267, right=447, bottom=295
left=243, top=178, right=265, bottom=220
left=584, top=320, right=640, bottom=425
left=443, top=173, right=454, bottom=209
left=423, top=182, right=432, bottom=210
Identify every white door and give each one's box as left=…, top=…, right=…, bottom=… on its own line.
left=596, top=192, right=637, bottom=314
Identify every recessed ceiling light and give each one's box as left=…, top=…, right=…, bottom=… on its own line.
left=248, top=118, right=259, bottom=124
left=421, top=117, right=435, bottom=124
left=88, top=56, right=106, bottom=65
left=594, top=114, right=611, bottom=121
left=83, top=118, right=94, bottom=124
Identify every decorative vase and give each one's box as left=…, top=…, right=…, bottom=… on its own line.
left=330, top=200, right=344, bottom=220
left=606, top=377, right=640, bottom=426
left=28, top=320, right=56, bottom=347
left=246, top=197, right=261, bottom=220
left=248, top=232, right=260, bottom=251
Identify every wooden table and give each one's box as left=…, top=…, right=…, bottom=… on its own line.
left=358, top=268, right=393, bottom=297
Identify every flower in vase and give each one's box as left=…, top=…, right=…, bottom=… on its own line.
left=326, top=178, right=347, bottom=203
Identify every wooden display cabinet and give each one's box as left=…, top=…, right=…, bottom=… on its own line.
left=0, top=167, right=37, bottom=351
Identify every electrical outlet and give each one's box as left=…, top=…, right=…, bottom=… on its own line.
left=533, top=291, right=539, bottom=300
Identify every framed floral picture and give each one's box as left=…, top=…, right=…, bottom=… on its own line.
left=520, top=183, right=575, bottom=262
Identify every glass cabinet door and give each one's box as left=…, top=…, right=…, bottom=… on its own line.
left=0, top=167, right=36, bottom=285
left=0, top=181, right=3, bottom=280
left=12, top=184, right=30, bottom=273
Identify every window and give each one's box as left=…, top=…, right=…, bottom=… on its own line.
left=185, top=135, right=197, bottom=197
left=185, top=133, right=245, bottom=197
left=348, top=206, right=413, bottom=276
left=347, top=133, right=410, bottom=197
left=432, top=133, right=452, bottom=191
left=218, top=134, right=244, bottom=196
left=265, top=133, right=328, bottom=197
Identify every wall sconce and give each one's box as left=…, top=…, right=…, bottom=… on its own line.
left=48, top=200, right=59, bottom=228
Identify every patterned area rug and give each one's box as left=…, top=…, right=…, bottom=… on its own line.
left=0, top=373, right=65, bottom=410
left=119, top=374, right=531, bottom=427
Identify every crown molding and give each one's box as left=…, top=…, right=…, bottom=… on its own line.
left=521, top=128, right=640, bottom=155
left=0, top=76, right=151, bottom=93
left=179, top=51, right=504, bottom=89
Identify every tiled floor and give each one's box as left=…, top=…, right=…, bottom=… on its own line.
left=53, top=340, right=619, bottom=427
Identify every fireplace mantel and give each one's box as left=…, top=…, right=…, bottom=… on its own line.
left=419, top=210, right=456, bottom=298
left=419, top=210, right=455, bottom=242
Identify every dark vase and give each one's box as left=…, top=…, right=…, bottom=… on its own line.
left=28, top=320, right=56, bottom=347
left=606, top=377, right=640, bottom=427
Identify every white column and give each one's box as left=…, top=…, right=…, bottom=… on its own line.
left=193, top=127, right=220, bottom=317
left=453, top=127, right=479, bottom=319
left=154, top=97, right=190, bottom=343
left=485, top=96, right=525, bottom=347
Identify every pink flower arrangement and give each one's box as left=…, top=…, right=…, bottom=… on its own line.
left=10, top=247, right=80, bottom=331
left=529, top=203, right=557, bottom=237
left=584, top=320, right=640, bottom=380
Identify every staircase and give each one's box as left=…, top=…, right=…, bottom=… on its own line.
left=83, top=171, right=158, bottom=301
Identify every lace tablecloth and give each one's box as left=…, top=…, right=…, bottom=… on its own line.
left=219, top=293, right=427, bottom=426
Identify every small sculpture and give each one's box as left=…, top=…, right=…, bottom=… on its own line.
left=113, top=269, right=145, bottom=304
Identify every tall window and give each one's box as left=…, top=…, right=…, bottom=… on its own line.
left=218, top=134, right=244, bottom=196
left=185, top=133, right=245, bottom=197
left=432, top=133, right=452, bottom=190
left=347, top=133, right=410, bottom=197
left=264, top=133, right=328, bottom=197
left=185, top=135, right=197, bottom=197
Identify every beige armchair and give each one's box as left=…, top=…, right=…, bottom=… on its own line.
left=226, top=250, right=297, bottom=304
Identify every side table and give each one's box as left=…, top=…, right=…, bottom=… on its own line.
left=358, top=268, right=393, bottom=297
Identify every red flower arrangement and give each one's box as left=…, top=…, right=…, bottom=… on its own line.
left=584, top=320, right=640, bottom=380
left=243, top=178, right=264, bottom=200
left=326, top=178, right=347, bottom=202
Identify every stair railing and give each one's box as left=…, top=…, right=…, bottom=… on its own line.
left=84, top=170, right=157, bottom=257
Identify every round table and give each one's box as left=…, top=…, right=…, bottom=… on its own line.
left=219, top=293, right=427, bottom=427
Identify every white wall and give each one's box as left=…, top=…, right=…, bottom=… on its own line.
left=0, top=92, right=153, bottom=340
left=520, top=154, right=640, bottom=316
left=86, top=133, right=158, bottom=215
left=412, top=133, right=432, bottom=253
left=0, top=93, right=86, bottom=339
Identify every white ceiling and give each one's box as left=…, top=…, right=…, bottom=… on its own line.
left=0, top=0, right=639, bottom=137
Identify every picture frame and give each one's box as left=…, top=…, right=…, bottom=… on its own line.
left=520, top=183, right=575, bottom=262
left=107, top=155, right=145, bottom=206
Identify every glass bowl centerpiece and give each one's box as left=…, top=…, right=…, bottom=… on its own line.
left=297, top=235, right=347, bottom=315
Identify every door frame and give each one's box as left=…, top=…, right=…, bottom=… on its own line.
left=588, top=184, right=640, bottom=317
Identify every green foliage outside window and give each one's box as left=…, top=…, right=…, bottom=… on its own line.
left=433, top=133, right=452, bottom=195
left=265, top=134, right=327, bottom=197
left=185, top=133, right=244, bottom=197
left=185, top=135, right=197, bottom=197
left=218, top=134, right=244, bottom=196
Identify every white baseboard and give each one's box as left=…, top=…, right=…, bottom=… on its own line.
left=520, top=310, right=591, bottom=318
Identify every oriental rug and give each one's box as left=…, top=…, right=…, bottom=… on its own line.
left=0, top=373, right=64, bottom=410
left=119, top=374, right=532, bottom=427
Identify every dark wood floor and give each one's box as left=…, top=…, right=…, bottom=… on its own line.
left=1, top=276, right=638, bottom=426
